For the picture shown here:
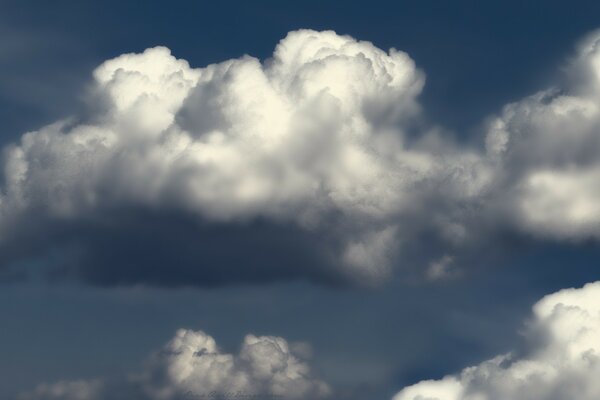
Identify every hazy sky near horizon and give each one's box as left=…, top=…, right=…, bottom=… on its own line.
left=3, top=2, right=600, bottom=399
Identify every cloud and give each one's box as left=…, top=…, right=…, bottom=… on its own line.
left=19, top=329, right=330, bottom=400
left=21, top=282, right=600, bottom=400
left=0, top=29, right=491, bottom=286
left=485, top=30, right=600, bottom=239
left=3, top=28, right=600, bottom=287
left=19, top=380, right=104, bottom=400
left=393, top=280, right=600, bottom=400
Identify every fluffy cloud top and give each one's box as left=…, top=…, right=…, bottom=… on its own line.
left=19, top=329, right=330, bottom=400
left=1, top=29, right=431, bottom=223
left=393, top=281, right=600, bottom=400
left=0, top=29, right=489, bottom=286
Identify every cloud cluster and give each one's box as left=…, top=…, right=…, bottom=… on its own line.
left=393, top=281, right=600, bottom=400
left=19, top=329, right=330, bottom=400
left=0, top=29, right=490, bottom=286
left=21, top=281, right=600, bottom=400
left=3, top=28, right=600, bottom=286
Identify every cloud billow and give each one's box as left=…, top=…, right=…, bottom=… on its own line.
left=486, top=31, right=600, bottom=239
left=393, top=281, right=600, bottom=400
left=19, top=329, right=330, bottom=400
left=0, top=29, right=490, bottom=286
left=3, top=29, right=600, bottom=286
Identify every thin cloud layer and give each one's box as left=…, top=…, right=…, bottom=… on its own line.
left=19, top=329, right=330, bottom=400
left=2, top=29, right=600, bottom=286
left=393, top=280, right=600, bottom=400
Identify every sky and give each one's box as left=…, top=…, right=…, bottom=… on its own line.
left=2, top=1, right=600, bottom=399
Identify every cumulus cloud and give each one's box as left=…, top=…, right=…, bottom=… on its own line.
left=19, top=329, right=330, bottom=400
left=393, top=280, right=600, bottom=400
left=3, top=28, right=600, bottom=287
left=23, top=282, right=600, bottom=400
left=485, top=29, right=600, bottom=239
left=0, top=29, right=491, bottom=286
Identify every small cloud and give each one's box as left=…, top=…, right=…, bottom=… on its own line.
left=19, top=329, right=330, bottom=400
left=426, top=255, right=456, bottom=280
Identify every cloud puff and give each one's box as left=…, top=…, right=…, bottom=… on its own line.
left=393, top=280, right=600, bottom=400
left=19, top=329, right=330, bottom=400
left=485, top=30, right=600, bottom=239
left=1, top=30, right=430, bottom=222
left=0, top=29, right=490, bottom=286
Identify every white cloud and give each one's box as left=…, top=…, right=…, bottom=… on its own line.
left=393, top=281, right=600, bottom=400
left=0, top=29, right=492, bottom=285
left=516, top=166, right=600, bottom=236
left=19, top=329, right=330, bottom=400
left=485, top=30, right=600, bottom=240
left=4, top=28, right=600, bottom=285
left=20, top=283, right=600, bottom=400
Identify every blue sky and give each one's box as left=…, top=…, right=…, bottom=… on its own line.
left=2, top=1, right=600, bottom=399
